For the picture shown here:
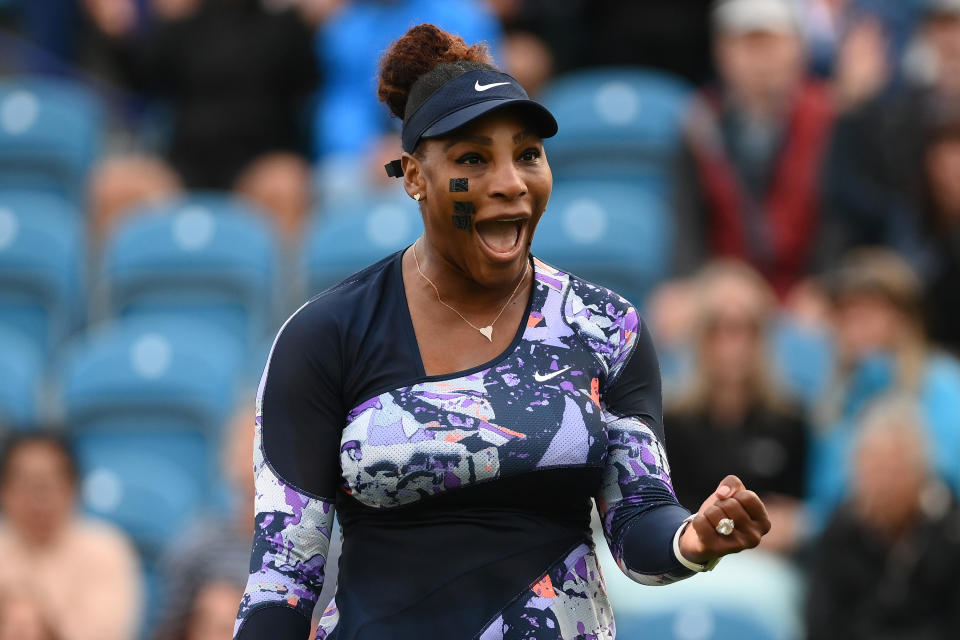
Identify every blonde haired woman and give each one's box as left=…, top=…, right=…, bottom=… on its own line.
left=665, top=260, right=808, bottom=554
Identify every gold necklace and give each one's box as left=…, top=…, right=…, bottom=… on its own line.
left=412, top=239, right=529, bottom=342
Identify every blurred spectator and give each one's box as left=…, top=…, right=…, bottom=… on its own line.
left=821, top=0, right=960, bottom=260
left=807, top=249, right=960, bottom=525
left=314, top=0, right=501, bottom=158
left=179, top=579, right=245, bottom=640
left=87, top=154, right=183, bottom=238
left=665, top=261, right=808, bottom=555
left=485, top=0, right=583, bottom=75
left=500, top=30, right=554, bottom=97
left=312, top=0, right=502, bottom=204
left=0, top=0, right=84, bottom=68
left=578, top=0, right=714, bottom=84
left=676, top=0, right=835, bottom=297
left=806, top=395, right=960, bottom=639
left=83, top=0, right=319, bottom=239
left=0, top=432, right=142, bottom=640
left=796, top=0, right=920, bottom=79
left=0, top=591, right=61, bottom=640
left=917, top=111, right=960, bottom=356
left=152, top=406, right=254, bottom=640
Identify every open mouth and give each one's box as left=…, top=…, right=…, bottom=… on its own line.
left=474, top=217, right=526, bottom=257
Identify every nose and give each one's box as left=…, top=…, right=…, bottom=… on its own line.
left=489, top=158, right=527, bottom=201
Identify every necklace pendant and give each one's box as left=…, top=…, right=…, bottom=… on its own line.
left=478, top=326, right=494, bottom=341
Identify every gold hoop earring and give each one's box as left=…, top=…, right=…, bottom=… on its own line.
left=414, top=193, right=422, bottom=202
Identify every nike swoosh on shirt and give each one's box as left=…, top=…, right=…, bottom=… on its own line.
left=475, top=80, right=511, bottom=92
left=534, top=366, right=571, bottom=382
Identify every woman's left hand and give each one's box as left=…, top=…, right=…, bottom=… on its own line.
left=678, top=475, right=772, bottom=565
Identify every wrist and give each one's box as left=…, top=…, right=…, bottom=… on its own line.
left=672, top=515, right=721, bottom=572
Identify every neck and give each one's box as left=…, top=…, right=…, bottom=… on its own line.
left=412, top=238, right=530, bottom=314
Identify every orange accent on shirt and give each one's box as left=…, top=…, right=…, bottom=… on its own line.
left=287, top=595, right=299, bottom=608
left=527, top=315, right=543, bottom=328
left=531, top=574, right=556, bottom=598
left=496, top=424, right=527, bottom=439
left=590, top=377, right=601, bottom=407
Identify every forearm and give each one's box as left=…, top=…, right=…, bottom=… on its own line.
left=598, top=412, right=694, bottom=585
left=610, top=502, right=694, bottom=585
left=234, top=417, right=335, bottom=639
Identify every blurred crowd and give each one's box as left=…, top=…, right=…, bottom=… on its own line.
left=2, top=0, right=960, bottom=638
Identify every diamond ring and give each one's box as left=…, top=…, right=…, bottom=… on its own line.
left=715, top=518, right=735, bottom=536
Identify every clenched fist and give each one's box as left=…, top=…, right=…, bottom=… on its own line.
left=678, top=475, right=772, bottom=566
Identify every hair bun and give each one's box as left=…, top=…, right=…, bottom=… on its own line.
left=378, top=24, right=494, bottom=120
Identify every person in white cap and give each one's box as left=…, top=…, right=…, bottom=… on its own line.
left=676, top=0, right=835, bottom=298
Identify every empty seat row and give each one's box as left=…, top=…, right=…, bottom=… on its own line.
left=0, top=76, right=104, bottom=202
left=0, top=313, right=246, bottom=554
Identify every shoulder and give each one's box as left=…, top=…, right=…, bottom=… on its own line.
left=275, top=252, right=401, bottom=353
left=542, top=259, right=643, bottom=384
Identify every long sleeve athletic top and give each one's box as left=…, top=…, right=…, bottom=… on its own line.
left=234, top=252, right=696, bottom=640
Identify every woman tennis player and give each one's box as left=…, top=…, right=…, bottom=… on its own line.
left=234, top=24, right=771, bottom=640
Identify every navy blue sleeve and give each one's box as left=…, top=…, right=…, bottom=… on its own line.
left=596, top=316, right=695, bottom=585
left=234, top=299, right=343, bottom=638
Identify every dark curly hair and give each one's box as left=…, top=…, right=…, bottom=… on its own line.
left=377, top=24, right=496, bottom=126
left=0, top=430, right=80, bottom=487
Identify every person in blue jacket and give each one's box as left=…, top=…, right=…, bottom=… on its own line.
left=808, top=248, right=960, bottom=527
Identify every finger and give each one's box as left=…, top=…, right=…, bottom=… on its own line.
left=702, top=504, right=730, bottom=532
left=714, top=499, right=763, bottom=548
left=714, top=475, right=746, bottom=500
left=715, top=497, right=752, bottom=528
left=734, top=490, right=772, bottom=531
left=690, top=512, right=722, bottom=547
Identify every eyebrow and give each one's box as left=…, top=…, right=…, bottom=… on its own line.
left=513, top=129, right=536, bottom=144
left=443, top=129, right=539, bottom=151
left=444, top=135, right=493, bottom=150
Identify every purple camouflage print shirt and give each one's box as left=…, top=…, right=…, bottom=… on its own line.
left=234, top=253, right=695, bottom=640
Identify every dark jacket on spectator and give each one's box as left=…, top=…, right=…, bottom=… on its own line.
left=677, top=82, right=834, bottom=296
left=922, top=233, right=960, bottom=358
left=664, top=403, right=807, bottom=512
left=818, top=87, right=940, bottom=265
left=806, top=497, right=960, bottom=640
left=99, top=0, right=319, bottom=189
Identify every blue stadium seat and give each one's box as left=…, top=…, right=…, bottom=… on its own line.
left=540, top=68, right=692, bottom=187
left=0, top=76, right=104, bottom=200
left=78, top=432, right=208, bottom=555
left=532, top=180, right=673, bottom=306
left=104, top=194, right=280, bottom=351
left=302, top=196, right=422, bottom=295
left=59, top=315, right=244, bottom=552
left=0, top=325, right=43, bottom=429
left=616, top=606, right=778, bottom=640
left=59, top=315, right=241, bottom=433
left=0, top=189, right=84, bottom=356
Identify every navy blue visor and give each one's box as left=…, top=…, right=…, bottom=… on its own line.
left=385, top=69, right=558, bottom=178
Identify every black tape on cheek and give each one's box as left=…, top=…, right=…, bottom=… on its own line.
left=450, top=178, right=469, bottom=192
left=452, top=200, right=475, bottom=231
